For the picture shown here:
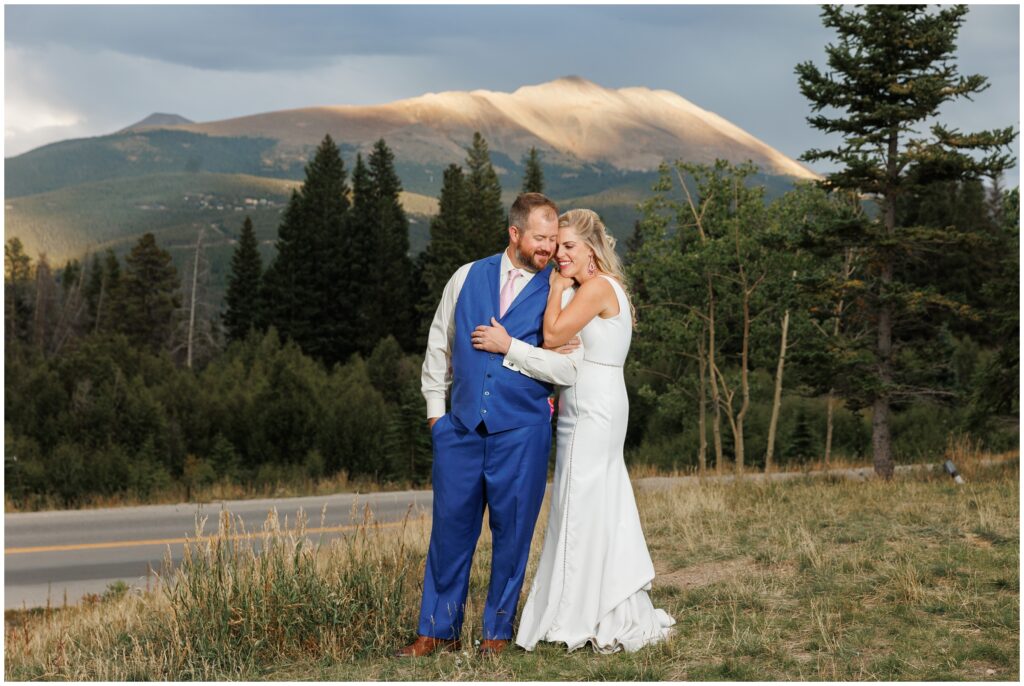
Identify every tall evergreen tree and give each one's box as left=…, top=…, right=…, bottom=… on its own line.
left=417, top=163, right=470, bottom=342
left=260, top=190, right=305, bottom=345
left=464, top=132, right=507, bottom=255
left=787, top=407, right=816, bottom=464
left=522, top=146, right=545, bottom=194
left=84, top=249, right=124, bottom=335
left=367, top=138, right=416, bottom=351
left=965, top=186, right=1019, bottom=431
left=5, top=237, right=34, bottom=348
left=59, top=259, right=82, bottom=300
left=223, top=216, right=264, bottom=344
left=116, top=233, right=181, bottom=354
left=83, top=253, right=105, bottom=332
left=898, top=178, right=1000, bottom=342
left=795, top=4, right=1016, bottom=477
left=302, top=134, right=351, bottom=367
left=343, top=153, right=376, bottom=356
left=260, top=134, right=350, bottom=368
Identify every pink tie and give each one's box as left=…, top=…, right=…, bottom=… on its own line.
left=499, top=268, right=522, bottom=317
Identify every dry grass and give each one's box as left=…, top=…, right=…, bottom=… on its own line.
left=4, top=471, right=411, bottom=514
left=5, top=454, right=1018, bottom=681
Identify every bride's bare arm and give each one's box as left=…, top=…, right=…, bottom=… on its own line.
left=543, top=276, right=614, bottom=348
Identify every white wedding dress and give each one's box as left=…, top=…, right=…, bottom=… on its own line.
left=515, top=275, right=675, bottom=653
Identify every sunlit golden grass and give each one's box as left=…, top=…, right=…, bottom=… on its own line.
left=5, top=456, right=1017, bottom=680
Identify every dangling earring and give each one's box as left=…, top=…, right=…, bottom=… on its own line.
left=587, top=253, right=596, bottom=277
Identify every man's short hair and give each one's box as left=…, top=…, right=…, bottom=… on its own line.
left=509, top=193, right=559, bottom=233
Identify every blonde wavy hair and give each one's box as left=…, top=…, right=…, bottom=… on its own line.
left=558, top=209, right=636, bottom=323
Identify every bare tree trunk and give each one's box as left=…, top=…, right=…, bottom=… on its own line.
left=172, top=226, right=221, bottom=369
left=713, top=362, right=741, bottom=465
left=186, top=227, right=203, bottom=369
left=735, top=285, right=751, bottom=473
left=51, top=264, right=87, bottom=356
left=765, top=308, right=790, bottom=473
left=731, top=210, right=760, bottom=475
left=707, top=282, right=725, bottom=474
left=824, top=391, right=836, bottom=468
left=697, top=333, right=708, bottom=474
left=873, top=135, right=898, bottom=479
left=679, top=168, right=721, bottom=475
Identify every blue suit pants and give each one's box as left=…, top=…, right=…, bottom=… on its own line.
left=417, top=413, right=551, bottom=640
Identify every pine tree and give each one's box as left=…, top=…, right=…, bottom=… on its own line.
left=84, top=253, right=104, bottom=325
left=522, top=146, right=545, bottom=193
left=223, top=216, right=263, bottom=344
left=260, top=135, right=350, bottom=368
left=965, top=186, right=1019, bottom=430
left=367, top=138, right=416, bottom=352
left=5, top=237, right=34, bottom=348
left=116, top=233, right=181, bottom=354
left=343, top=153, right=376, bottom=357
left=795, top=4, right=1017, bottom=478
left=59, top=259, right=82, bottom=299
left=464, top=132, right=507, bottom=255
left=382, top=380, right=434, bottom=484
left=428, top=163, right=470, bottom=287
left=417, top=164, right=470, bottom=342
left=787, top=407, right=816, bottom=465
left=301, top=134, right=350, bottom=367
left=258, top=191, right=304, bottom=345
left=84, top=249, right=123, bottom=335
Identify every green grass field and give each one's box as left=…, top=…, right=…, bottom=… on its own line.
left=4, top=455, right=1017, bottom=680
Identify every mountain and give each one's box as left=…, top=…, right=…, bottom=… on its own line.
left=120, top=112, right=194, bottom=132
left=169, top=75, right=817, bottom=179
left=4, top=76, right=820, bottom=281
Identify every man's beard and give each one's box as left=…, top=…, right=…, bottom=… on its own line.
left=516, top=246, right=551, bottom=272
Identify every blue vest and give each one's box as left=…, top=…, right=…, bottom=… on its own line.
left=451, top=253, right=553, bottom=433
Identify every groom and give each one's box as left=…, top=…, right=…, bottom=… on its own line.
left=397, top=192, right=581, bottom=657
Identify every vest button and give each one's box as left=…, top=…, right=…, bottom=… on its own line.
left=484, top=391, right=490, bottom=396
left=481, top=409, right=488, bottom=414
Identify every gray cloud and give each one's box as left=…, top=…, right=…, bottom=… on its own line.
left=5, top=5, right=441, bottom=70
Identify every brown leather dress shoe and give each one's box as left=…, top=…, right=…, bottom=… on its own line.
left=478, top=638, right=510, bottom=657
left=394, top=635, right=461, bottom=658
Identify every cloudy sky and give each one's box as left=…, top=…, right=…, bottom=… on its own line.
left=4, top=3, right=1020, bottom=184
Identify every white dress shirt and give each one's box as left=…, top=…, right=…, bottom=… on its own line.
left=421, top=248, right=582, bottom=419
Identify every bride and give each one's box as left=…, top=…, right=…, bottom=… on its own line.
left=471, top=209, right=674, bottom=653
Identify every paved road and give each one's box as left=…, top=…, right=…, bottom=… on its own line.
left=4, top=490, right=434, bottom=609
left=4, top=457, right=1014, bottom=609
